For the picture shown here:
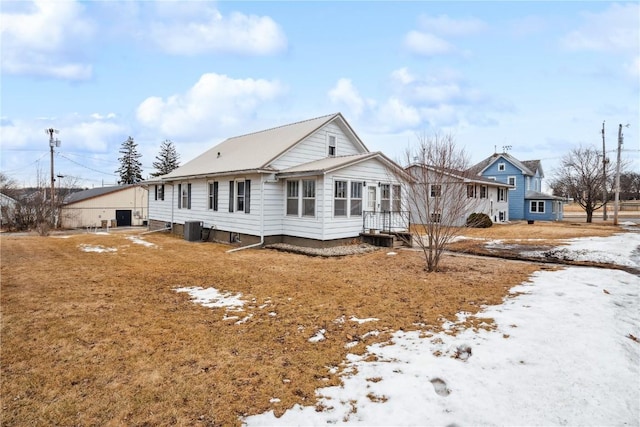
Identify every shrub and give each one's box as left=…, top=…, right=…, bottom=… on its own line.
left=466, top=212, right=493, bottom=228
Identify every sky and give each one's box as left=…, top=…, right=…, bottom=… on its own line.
left=1, top=1, right=639, bottom=189
left=166, top=227, right=640, bottom=426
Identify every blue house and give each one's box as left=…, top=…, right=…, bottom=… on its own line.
left=469, top=152, right=564, bottom=222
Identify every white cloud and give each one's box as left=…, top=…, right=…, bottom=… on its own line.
left=329, top=68, right=504, bottom=135
left=417, top=14, right=488, bottom=36
left=561, top=3, right=639, bottom=53
left=625, top=56, right=640, bottom=79
left=147, top=7, right=287, bottom=56
left=403, top=31, right=454, bottom=56
left=136, top=73, right=287, bottom=138
left=0, top=0, right=95, bottom=80
left=328, top=79, right=366, bottom=118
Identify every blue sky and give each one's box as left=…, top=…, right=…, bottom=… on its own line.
left=1, top=1, right=638, bottom=188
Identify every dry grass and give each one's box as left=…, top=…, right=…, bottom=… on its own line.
left=0, top=224, right=582, bottom=426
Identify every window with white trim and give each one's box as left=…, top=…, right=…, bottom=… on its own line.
left=236, top=180, right=245, bottom=212
left=351, top=182, right=363, bottom=216
left=228, top=180, right=250, bottom=213
left=286, top=181, right=299, bottom=216
left=154, top=184, right=165, bottom=201
left=392, top=185, right=401, bottom=211
left=430, top=184, right=442, bottom=198
left=467, top=184, right=475, bottom=198
left=380, top=184, right=391, bottom=211
left=208, top=182, right=218, bottom=211
left=508, top=176, right=516, bottom=189
left=328, top=134, right=337, bottom=157
left=480, top=185, right=487, bottom=199
left=530, top=201, right=545, bottom=213
left=497, top=187, right=507, bottom=202
left=178, top=183, right=191, bottom=209
left=302, top=179, right=315, bottom=217
left=334, top=180, right=347, bottom=216
left=498, top=163, right=506, bottom=171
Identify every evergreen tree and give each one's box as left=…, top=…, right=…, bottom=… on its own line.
left=115, top=136, right=143, bottom=184
left=150, top=139, right=180, bottom=177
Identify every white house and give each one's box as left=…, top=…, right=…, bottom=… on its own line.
left=60, top=184, right=148, bottom=229
left=148, top=113, right=409, bottom=247
left=405, top=164, right=512, bottom=226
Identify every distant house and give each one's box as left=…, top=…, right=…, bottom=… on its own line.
left=469, top=152, right=564, bottom=221
left=405, top=164, right=512, bottom=226
left=148, top=113, right=409, bottom=247
left=60, top=184, right=148, bottom=228
left=0, top=192, right=17, bottom=228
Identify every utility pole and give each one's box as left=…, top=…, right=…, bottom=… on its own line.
left=46, top=128, right=60, bottom=227
left=601, top=121, right=607, bottom=221
left=613, top=124, right=626, bottom=226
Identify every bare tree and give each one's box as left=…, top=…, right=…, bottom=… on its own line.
left=620, top=172, right=640, bottom=200
left=1, top=169, right=56, bottom=234
left=549, top=145, right=616, bottom=223
left=400, top=133, right=481, bottom=272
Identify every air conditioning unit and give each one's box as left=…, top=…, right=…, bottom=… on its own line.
left=184, top=221, right=203, bottom=242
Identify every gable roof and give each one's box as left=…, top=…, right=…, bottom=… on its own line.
left=468, top=152, right=540, bottom=177
left=160, top=113, right=368, bottom=180
left=405, top=163, right=515, bottom=187
left=277, top=152, right=409, bottom=179
left=63, top=184, right=140, bottom=205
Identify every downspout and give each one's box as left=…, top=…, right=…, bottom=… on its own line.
left=226, top=175, right=265, bottom=253
left=170, top=183, right=174, bottom=232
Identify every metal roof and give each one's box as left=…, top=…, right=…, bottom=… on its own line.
left=160, top=113, right=368, bottom=180
left=63, top=185, right=137, bottom=205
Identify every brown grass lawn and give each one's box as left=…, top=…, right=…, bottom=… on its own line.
left=0, top=221, right=622, bottom=426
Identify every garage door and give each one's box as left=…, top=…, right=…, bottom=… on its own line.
left=115, top=210, right=132, bottom=226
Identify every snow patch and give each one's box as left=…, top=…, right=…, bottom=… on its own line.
left=78, top=244, right=117, bottom=253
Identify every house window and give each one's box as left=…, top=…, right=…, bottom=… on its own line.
left=392, top=185, right=401, bottom=211
left=334, top=180, right=347, bottom=216
left=499, top=211, right=506, bottom=221
left=208, top=182, right=218, bottom=211
left=508, top=176, right=516, bottom=189
left=351, top=181, right=363, bottom=216
left=236, top=181, right=245, bottom=212
left=154, top=184, right=164, bottom=201
left=302, top=179, right=315, bottom=217
left=229, top=180, right=250, bottom=213
left=530, top=201, right=545, bottom=213
left=497, top=187, right=507, bottom=202
left=286, top=181, right=299, bottom=216
left=328, top=134, right=337, bottom=157
left=430, top=184, right=442, bottom=198
left=498, top=163, right=506, bottom=171
left=480, top=185, right=487, bottom=199
left=467, top=184, right=475, bottom=198
left=178, top=183, right=191, bottom=209
left=380, top=184, right=390, bottom=211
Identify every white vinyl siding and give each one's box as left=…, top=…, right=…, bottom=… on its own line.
left=270, top=122, right=364, bottom=170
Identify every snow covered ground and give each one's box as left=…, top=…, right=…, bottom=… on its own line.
left=243, top=230, right=640, bottom=426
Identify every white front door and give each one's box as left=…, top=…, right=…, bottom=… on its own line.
left=367, top=186, right=377, bottom=212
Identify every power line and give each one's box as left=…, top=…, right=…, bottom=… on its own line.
left=0, top=152, right=49, bottom=173
left=58, top=153, right=118, bottom=177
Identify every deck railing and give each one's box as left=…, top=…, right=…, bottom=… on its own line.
left=363, top=210, right=410, bottom=234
